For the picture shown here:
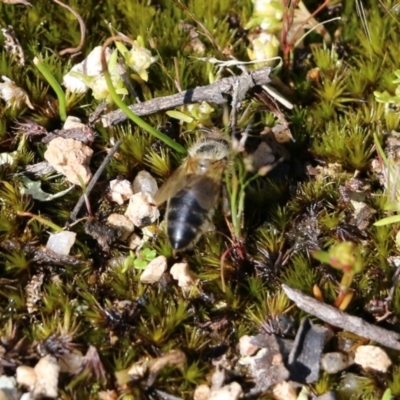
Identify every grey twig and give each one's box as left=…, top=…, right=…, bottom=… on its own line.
left=100, top=67, right=272, bottom=127
left=69, top=139, right=122, bottom=222
left=282, top=284, right=400, bottom=351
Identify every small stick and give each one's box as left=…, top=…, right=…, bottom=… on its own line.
left=282, top=284, right=400, bottom=351
left=101, top=67, right=272, bottom=127
left=69, top=139, right=122, bottom=222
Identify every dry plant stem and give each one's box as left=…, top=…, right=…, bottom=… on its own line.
left=101, top=67, right=272, bottom=127
left=283, top=0, right=331, bottom=64
left=69, top=139, right=122, bottom=222
left=281, top=0, right=300, bottom=59
left=282, top=284, right=400, bottom=351
left=52, top=0, right=86, bottom=56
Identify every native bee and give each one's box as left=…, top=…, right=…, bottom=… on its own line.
left=154, top=135, right=230, bottom=251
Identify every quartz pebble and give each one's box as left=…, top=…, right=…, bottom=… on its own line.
left=0, top=376, right=18, bottom=400
left=33, top=355, right=59, bottom=398
left=320, top=352, right=353, bottom=374
left=107, top=214, right=135, bottom=240
left=17, top=355, right=60, bottom=399
left=140, top=255, right=168, bottom=284
left=239, top=335, right=259, bottom=356
left=209, top=382, right=242, bottom=400
left=124, top=192, right=159, bottom=227
left=44, top=137, right=93, bottom=186
left=58, top=350, right=84, bottom=374
left=354, top=345, right=392, bottom=372
left=46, top=231, right=76, bottom=255
left=127, top=233, right=142, bottom=250
left=194, top=385, right=211, bottom=400
left=16, top=366, right=36, bottom=391
left=109, top=179, right=133, bottom=205
left=170, top=262, right=198, bottom=288
left=272, top=381, right=297, bottom=400
left=62, top=116, right=86, bottom=130
left=132, top=171, right=158, bottom=197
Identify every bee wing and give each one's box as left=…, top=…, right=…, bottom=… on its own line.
left=154, top=157, right=226, bottom=206
left=154, top=158, right=197, bottom=205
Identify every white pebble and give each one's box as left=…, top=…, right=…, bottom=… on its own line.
left=0, top=376, right=18, bottom=400
left=127, top=233, right=142, bottom=250
left=194, top=384, right=211, bottom=400
left=58, top=350, right=84, bottom=374
left=170, top=262, right=198, bottom=289
left=62, top=116, right=85, bottom=130
left=132, top=171, right=158, bottom=197
left=46, top=231, right=76, bottom=255
left=44, top=138, right=93, bottom=186
left=109, top=179, right=133, bottom=205
left=140, top=255, right=168, bottom=284
left=16, top=366, right=36, bottom=391
left=321, top=352, right=353, bottom=374
left=239, top=335, right=259, bottom=356
left=354, top=345, right=392, bottom=372
left=124, top=192, right=159, bottom=227
left=33, top=355, right=60, bottom=398
left=107, top=214, right=135, bottom=240
left=272, top=381, right=297, bottom=400
left=209, top=382, right=242, bottom=400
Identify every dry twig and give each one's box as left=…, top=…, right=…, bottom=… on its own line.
left=282, top=284, right=400, bottom=351
left=100, top=67, right=272, bottom=127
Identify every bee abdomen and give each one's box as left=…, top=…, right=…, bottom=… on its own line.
left=167, top=190, right=209, bottom=250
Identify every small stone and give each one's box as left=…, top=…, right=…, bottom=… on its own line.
left=127, top=233, right=142, bottom=250
left=107, top=214, right=135, bottom=240
left=140, top=255, right=168, bottom=284
left=320, top=352, right=353, bottom=374
left=354, top=345, right=392, bottom=372
left=209, top=382, right=242, bottom=400
left=252, top=141, right=275, bottom=171
left=170, top=262, right=198, bottom=289
left=132, top=171, right=158, bottom=197
left=16, top=365, right=37, bottom=391
left=109, top=179, right=133, bottom=205
left=62, top=116, right=85, bottom=130
left=239, top=335, right=259, bottom=356
left=46, top=231, right=76, bottom=255
left=194, top=384, right=210, bottom=400
left=33, top=355, right=59, bottom=398
left=0, top=376, right=18, bottom=399
left=124, top=192, right=159, bottom=227
left=58, top=350, right=84, bottom=374
left=272, top=381, right=297, bottom=400
left=0, top=390, right=8, bottom=400
left=44, top=137, right=93, bottom=186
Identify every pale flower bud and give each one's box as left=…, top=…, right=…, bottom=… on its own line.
left=187, top=101, right=214, bottom=124
left=115, top=36, right=156, bottom=81
left=247, top=32, right=280, bottom=66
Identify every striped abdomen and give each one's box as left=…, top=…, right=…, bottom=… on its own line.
left=166, top=176, right=220, bottom=251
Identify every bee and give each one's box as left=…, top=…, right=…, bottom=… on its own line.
left=154, top=135, right=230, bottom=251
